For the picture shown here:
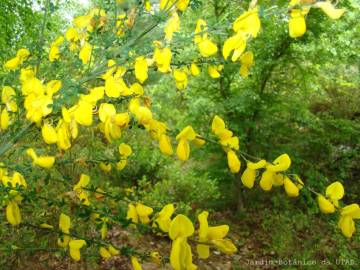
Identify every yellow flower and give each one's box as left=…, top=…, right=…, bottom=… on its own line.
left=58, top=213, right=71, bottom=248
left=74, top=100, right=93, bottom=126
left=165, top=11, right=180, bottom=41
left=190, top=63, right=200, bottom=76
left=46, top=80, right=62, bottom=96
left=154, top=47, right=172, bottom=73
left=211, top=115, right=226, bottom=135
left=69, top=239, right=86, bottom=261
left=259, top=169, right=275, bottom=191
left=42, top=122, right=58, bottom=144
left=208, top=65, right=223, bottom=79
left=241, top=160, right=266, bottom=188
left=2, top=86, right=18, bottom=112
left=173, top=69, right=188, bottom=90
left=317, top=195, right=335, bottom=214
left=105, top=76, right=129, bottom=98
left=240, top=51, right=254, bottom=77
left=222, top=33, right=247, bottom=61
left=315, top=2, right=345, bottom=20
left=99, top=247, right=111, bottom=260
left=317, top=181, right=344, bottom=214
left=176, top=0, right=190, bottom=12
left=135, top=56, right=148, bottom=83
left=325, top=181, right=344, bottom=203
left=153, top=204, right=174, bottom=232
left=198, top=39, right=218, bottom=57
left=16, top=48, right=30, bottom=61
left=119, top=143, right=132, bottom=157
left=337, top=204, right=360, bottom=238
left=227, top=150, right=241, bottom=173
left=0, top=108, right=10, bottom=130
left=194, top=19, right=208, bottom=44
left=233, top=7, right=261, bottom=37
left=176, top=126, right=197, bottom=141
left=79, top=42, right=92, bottom=64
left=65, top=27, right=79, bottom=41
left=266, top=154, right=291, bottom=172
left=73, top=174, right=90, bottom=206
left=160, top=0, right=176, bottom=10
left=127, top=203, right=153, bottom=224
left=159, top=134, right=173, bottom=155
left=289, top=9, right=306, bottom=38
left=6, top=200, right=21, bottom=226
left=131, top=256, right=143, bottom=270
left=197, top=211, right=236, bottom=258
left=170, top=237, right=197, bottom=270
left=26, top=148, right=55, bottom=169
left=100, top=162, right=112, bottom=173
left=4, top=57, right=21, bottom=70
left=169, top=214, right=194, bottom=240
left=283, top=176, right=301, bottom=197
left=49, top=45, right=60, bottom=62
left=176, top=138, right=190, bottom=161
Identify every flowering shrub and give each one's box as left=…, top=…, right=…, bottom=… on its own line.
left=0, top=0, right=358, bottom=269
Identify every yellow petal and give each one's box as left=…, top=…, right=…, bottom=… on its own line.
left=159, top=134, right=173, bottom=155
left=338, top=215, right=355, bottom=238
left=259, top=170, right=274, bottom=191
left=42, top=123, right=58, bottom=144
left=176, top=139, right=190, bottom=161
left=176, top=126, right=197, bottom=141
left=119, top=143, right=132, bottom=157
left=1, top=109, right=10, bottom=130
left=116, top=159, right=127, bottom=171
left=208, top=65, right=221, bottom=79
left=190, top=63, right=200, bottom=76
left=315, top=2, right=345, bottom=20
left=108, top=245, right=120, bottom=255
left=247, top=159, right=266, bottom=170
left=127, top=203, right=139, bottom=223
left=317, top=195, right=335, bottom=214
left=198, top=39, right=218, bottom=57
left=241, top=168, right=256, bottom=189
left=233, top=8, right=261, bottom=37
left=325, top=181, right=344, bottom=201
left=341, top=204, right=360, bottom=219
left=284, top=177, right=300, bottom=197
left=79, top=42, right=92, bottom=64
left=208, top=225, right=229, bottom=240
left=74, top=100, right=93, bottom=126
left=135, top=56, right=148, bottom=84
left=59, top=213, right=71, bottom=233
left=266, top=153, right=291, bottom=172
left=211, top=239, right=237, bottom=254
left=227, top=150, right=241, bottom=173
left=131, top=256, right=143, bottom=270
left=69, top=239, right=86, bottom=261
left=169, top=214, right=194, bottom=240
left=99, top=103, right=116, bottom=122
left=6, top=200, right=21, bottom=226
left=196, top=244, right=210, bottom=259
left=136, top=203, right=153, bottom=224
left=99, top=247, right=112, bottom=260
left=34, top=156, right=55, bottom=168
left=289, top=9, right=306, bottom=38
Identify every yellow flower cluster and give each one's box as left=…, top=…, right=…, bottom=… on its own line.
left=126, top=203, right=237, bottom=269
left=317, top=182, right=360, bottom=238
left=1, top=168, right=27, bottom=226
left=288, top=0, right=345, bottom=38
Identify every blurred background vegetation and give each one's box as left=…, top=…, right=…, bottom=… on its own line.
left=1, top=0, right=359, bottom=268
